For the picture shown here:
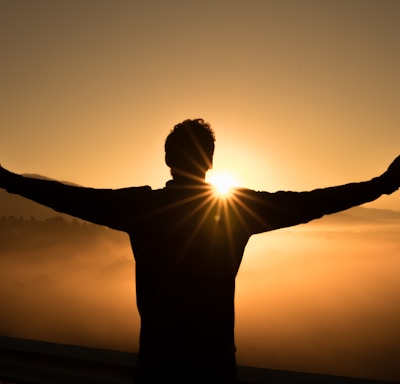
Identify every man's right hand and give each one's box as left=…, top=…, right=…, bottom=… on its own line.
left=384, top=155, right=400, bottom=188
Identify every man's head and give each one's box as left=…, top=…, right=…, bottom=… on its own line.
left=165, top=119, right=215, bottom=181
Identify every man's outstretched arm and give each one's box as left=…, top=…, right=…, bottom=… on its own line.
left=239, top=155, right=400, bottom=233
left=0, top=165, right=150, bottom=229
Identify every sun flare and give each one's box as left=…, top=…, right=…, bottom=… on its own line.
left=207, top=171, right=239, bottom=197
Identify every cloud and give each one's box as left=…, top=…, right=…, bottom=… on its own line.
left=234, top=216, right=400, bottom=381
left=0, top=218, right=139, bottom=351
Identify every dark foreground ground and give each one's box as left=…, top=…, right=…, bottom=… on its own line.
left=0, top=337, right=397, bottom=384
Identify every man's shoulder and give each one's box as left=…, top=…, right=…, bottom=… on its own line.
left=116, top=185, right=152, bottom=192
left=111, top=185, right=153, bottom=200
left=232, top=186, right=271, bottom=198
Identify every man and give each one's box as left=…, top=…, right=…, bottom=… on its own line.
left=1, top=119, right=399, bottom=383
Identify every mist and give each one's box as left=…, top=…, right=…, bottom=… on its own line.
left=236, top=222, right=400, bottom=381
left=0, top=218, right=139, bottom=351
left=1, top=210, right=400, bottom=381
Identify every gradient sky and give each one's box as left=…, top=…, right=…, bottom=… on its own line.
left=1, top=0, right=399, bottom=208
left=1, top=0, right=400, bottom=381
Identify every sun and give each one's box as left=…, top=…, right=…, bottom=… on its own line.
left=207, top=170, right=239, bottom=197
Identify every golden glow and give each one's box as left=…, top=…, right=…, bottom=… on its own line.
left=207, top=170, right=239, bottom=197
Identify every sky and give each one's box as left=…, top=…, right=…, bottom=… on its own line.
left=1, top=0, right=399, bottom=208
left=1, top=0, right=400, bottom=381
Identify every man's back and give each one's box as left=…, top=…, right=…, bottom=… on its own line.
left=126, top=181, right=250, bottom=382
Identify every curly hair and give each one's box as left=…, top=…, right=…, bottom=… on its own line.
left=165, top=119, right=215, bottom=175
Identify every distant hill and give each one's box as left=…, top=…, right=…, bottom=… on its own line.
left=315, top=205, right=400, bottom=225
left=22, top=174, right=81, bottom=186
left=1, top=175, right=400, bottom=224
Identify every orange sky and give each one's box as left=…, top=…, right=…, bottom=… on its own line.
left=1, top=0, right=399, bottom=208
left=1, top=1, right=400, bottom=381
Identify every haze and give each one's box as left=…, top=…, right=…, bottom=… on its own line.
left=1, top=209, right=400, bottom=381
left=1, top=0, right=400, bottom=382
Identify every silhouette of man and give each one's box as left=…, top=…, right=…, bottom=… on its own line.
left=1, top=118, right=400, bottom=383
